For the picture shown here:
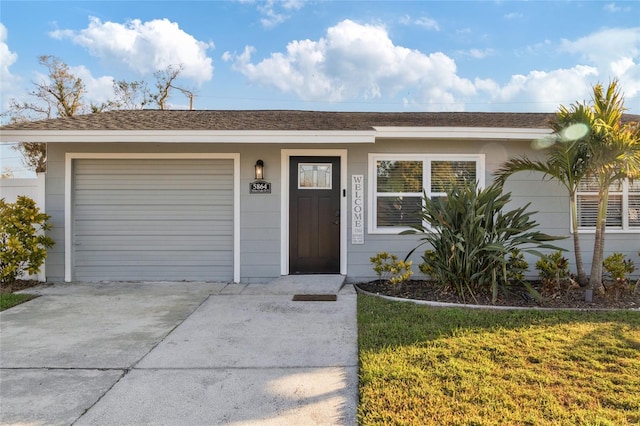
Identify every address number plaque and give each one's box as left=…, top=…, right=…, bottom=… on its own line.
left=250, top=181, right=272, bottom=194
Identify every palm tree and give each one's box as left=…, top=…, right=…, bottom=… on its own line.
left=497, top=80, right=640, bottom=296
left=495, top=104, right=592, bottom=286
left=585, top=80, right=640, bottom=293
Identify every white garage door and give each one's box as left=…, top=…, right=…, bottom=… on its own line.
left=72, top=158, right=234, bottom=281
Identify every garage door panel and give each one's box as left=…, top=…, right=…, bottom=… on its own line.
left=75, top=181, right=234, bottom=191
left=74, top=266, right=233, bottom=282
left=74, top=191, right=233, bottom=204
left=75, top=238, right=233, bottom=251
left=74, top=208, right=233, bottom=221
left=76, top=159, right=232, bottom=172
left=73, top=158, right=234, bottom=282
left=74, top=223, right=233, bottom=236
left=75, top=254, right=233, bottom=266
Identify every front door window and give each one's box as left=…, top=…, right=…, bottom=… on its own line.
left=298, top=163, right=332, bottom=189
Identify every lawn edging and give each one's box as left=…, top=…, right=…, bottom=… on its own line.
left=353, top=283, right=640, bottom=312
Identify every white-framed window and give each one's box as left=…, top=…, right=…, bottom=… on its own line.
left=576, top=177, right=640, bottom=231
left=368, top=154, right=485, bottom=233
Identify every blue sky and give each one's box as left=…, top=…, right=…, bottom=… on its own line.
left=1, top=1, right=639, bottom=175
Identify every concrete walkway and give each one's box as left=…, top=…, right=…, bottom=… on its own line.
left=0, top=276, right=358, bottom=425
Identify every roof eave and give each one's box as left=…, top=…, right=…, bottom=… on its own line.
left=373, top=126, right=553, bottom=140
left=0, top=130, right=377, bottom=144
left=0, top=127, right=554, bottom=143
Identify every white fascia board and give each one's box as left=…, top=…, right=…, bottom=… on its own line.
left=373, top=126, right=553, bottom=140
left=0, top=130, right=376, bottom=144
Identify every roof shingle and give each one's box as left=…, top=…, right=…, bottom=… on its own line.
left=0, top=109, right=568, bottom=131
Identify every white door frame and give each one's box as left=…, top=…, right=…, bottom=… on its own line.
left=280, top=149, right=348, bottom=275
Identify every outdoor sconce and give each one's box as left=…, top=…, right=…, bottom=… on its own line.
left=255, top=160, right=265, bottom=180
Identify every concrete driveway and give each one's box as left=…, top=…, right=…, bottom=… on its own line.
left=0, top=277, right=358, bottom=425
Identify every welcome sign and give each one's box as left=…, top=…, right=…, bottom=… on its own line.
left=352, top=175, right=364, bottom=244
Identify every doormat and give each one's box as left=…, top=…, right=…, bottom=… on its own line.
left=292, top=294, right=337, bottom=302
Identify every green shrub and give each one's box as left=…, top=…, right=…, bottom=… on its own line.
left=536, top=251, right=570, bottom=285
left=370, top=252, right=413, bottom=285
left=403, top=181, right=562, bottom=303
left=418, top=249, right=437, bottom=278
left=506, top=249, right=529, bottom=284
left=0, top=196, right=54, bottom=284
left=603, top=252, right=635, bottom=283
left=535, top=251, right=573, bottom=297
left=602, top=252, right=636, bottom=300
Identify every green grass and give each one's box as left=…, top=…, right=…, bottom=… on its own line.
left=358, top=294, right=640, bottom=425
left=0, top=293, right=38, bottom=311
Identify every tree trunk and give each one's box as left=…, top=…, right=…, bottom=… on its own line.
left=570, top=195, right=587, bottom=286
left=588, top=188, right=608, bottom=294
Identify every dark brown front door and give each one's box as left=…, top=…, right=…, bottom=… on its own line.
left=289, top=156, right=340, bottom=274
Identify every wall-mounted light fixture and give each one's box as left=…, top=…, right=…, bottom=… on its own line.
left=255, top=160, right=265, bottom=180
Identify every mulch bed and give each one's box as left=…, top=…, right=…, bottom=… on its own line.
left=356, top=279, right=640, bottom=310
left=0, top=279, right=48, bottom=294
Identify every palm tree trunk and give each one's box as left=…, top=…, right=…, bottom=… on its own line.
left=588, top=188, right=608, bottom=294
left=570, top=195, right=587, bottom=286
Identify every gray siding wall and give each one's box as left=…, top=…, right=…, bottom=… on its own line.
left=45, top=140, right=639, bottom=283
left=344, top=138, right=639, bottom=282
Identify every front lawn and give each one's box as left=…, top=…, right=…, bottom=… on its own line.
left=358, top=294, right=640, bottom=425
left=0, top=293, right=38, bottom=311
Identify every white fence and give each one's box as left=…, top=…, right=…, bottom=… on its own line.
left=0, top=174, right=47, bottom=281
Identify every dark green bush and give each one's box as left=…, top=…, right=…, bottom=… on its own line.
left=506, top=249, right=529, bottom=284
left=1, top=196, right=54, bottom=284
left=404, top=181, right=562, bottom=303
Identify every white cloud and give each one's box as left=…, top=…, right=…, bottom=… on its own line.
left=560, top=27, right=639, bottom=66
left=240, top=0, right=304, bottom=28
left=226, top=19, right=475, bottom=106
left=399, top=15, right=440, bottom=31
left=504, top=12, right=523, bottom=20
left=559, top=27, right=640, bottom=103
left=414, top=17, right=440, bottom=31
left=492, top=66, right=599, bottom=110
left=465, top=48, right=495, bottom=59
left=50, top=17, right=214, bottom=84
left=0, top=23, right=20, bottom=110
left=226, top=20, right=640, bottom=112
left=603, top=3, right=621, bottom=13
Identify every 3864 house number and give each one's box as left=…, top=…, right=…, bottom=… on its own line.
left=250, top=181, right=271, bottom=194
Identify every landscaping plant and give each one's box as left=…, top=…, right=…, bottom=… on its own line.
left=602, top=252, right=636, bottom=300
left=603, top=252, right=635, bottom=283
left=506, top=248, right=529, bottom=285
left=535, top=251, right=577, bottom=302
left=404, top=181, right=563, bottom=303
left=421, top=248, right=529, bottom=285
left=370, top=252, right=413, bottom=285
left=418, top=249, right=437, bottom=278
left=535, top=251, right=570, bottom=287
left=0, top=196, right=54, bottom=284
